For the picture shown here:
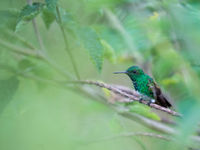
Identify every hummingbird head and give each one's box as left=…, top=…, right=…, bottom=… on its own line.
left=114, top=66, right=145, bottom=81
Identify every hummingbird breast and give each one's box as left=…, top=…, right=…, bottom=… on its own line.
left=132, top=76, right=154, bottom=99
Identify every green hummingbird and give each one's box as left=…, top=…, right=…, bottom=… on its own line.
left=114, top=66, right=171, bottom=108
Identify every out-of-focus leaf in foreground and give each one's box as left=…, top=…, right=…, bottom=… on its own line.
left=0, top=10, right=19, bottom=31
left=0, top=77, right=19, bottom=114
left=129, top=103, right=160, bottom=121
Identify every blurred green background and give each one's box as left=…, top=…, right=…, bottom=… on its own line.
left=1, top=0, right=200, bottom=150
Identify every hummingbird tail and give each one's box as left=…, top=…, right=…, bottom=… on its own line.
left=156, top=94, right=172, bottom=108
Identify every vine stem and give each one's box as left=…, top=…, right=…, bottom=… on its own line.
left=56, top=6, right=80, bottom=80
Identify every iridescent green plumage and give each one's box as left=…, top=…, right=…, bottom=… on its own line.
left=114, top=66, right=171, bottom=108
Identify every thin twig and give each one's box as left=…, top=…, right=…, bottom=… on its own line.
left=32, top=19, right=45, bottom=51
left=94, top=132, right=171, bottom=142
left=6, top=30, right=36, bottom=50
left=0, top=39, right=44, bottom=59
left=56, top=6, right=80, bottom=80
left=27, top=0, right=45, bottom=51
left=0, top=39, right=73, bottom=79
left=70, top=80, right=182, bottom=117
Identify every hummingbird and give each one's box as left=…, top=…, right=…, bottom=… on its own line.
left=114, top=66, right=171, bottom=108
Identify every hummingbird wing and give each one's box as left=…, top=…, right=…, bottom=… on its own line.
left=148, top=80, right=172, bottom=108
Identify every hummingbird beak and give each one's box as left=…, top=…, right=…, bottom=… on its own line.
left=113, top=71, right=128, bottom=74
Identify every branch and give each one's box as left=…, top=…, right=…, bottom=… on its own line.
left=79, top=80, right=182, bottom=117
left=70, top=80, right=182, bottom=117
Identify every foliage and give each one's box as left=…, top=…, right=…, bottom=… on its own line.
left=15, top=2, right=44, bottom=32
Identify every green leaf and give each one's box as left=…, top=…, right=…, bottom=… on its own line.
left=42, top=7, right=56, bottom=29
left=0, top=10, right=20, bottom=31
left=78, top=27, right=104, bottom=72
left=45, top=0, right=57, bottom=13
left=42, top=0, right=58, bottom=28
left=18, top=58, right=35, bottom=71
left=109, top=116, right=123, bottom=133
left=129, top=103, right=160, bottom=121
left=0, top=76, right=19, bottom=114
left=15, top=2, right=44, bottom=32
left=101, top=39, right=116, bottom=63
left=57, top=7, right=74, bottom=25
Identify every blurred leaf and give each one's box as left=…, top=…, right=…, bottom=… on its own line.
left=129, top=103, right=160, bottom=121
left=149, top=12, right=159, bottom=21
left=42, top=7, right=56, bottom=29
left=15, top=2, right=44, bottom=32
left=45, top=0, right=57, bottom=14
left=96, top=25, right=126, bottom=54
left=42, top=0, right=58, bottom=28
left=18, top=58, right=35, bottom=72
left=109, top=116, right=123, bottom=133
left=0, top=49, right=18, bottom=79
left=102, top=88, right=111, bottom=97
left=101, top=39, right=117, bottom=63
left=161, top=73, right=181, bottom=86
left=0, top=76, right=19, bottom=114
left=122, top=15, right=150, bottom=51
left=0, top=10, right=19, bottom=31
left=78, top=27, right=104, bottom=72
left=57, top=7, right=74, bottom=26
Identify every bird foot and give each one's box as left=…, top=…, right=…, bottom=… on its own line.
left=139, top=97, right=143, bottom=103
left=147, top=99, right=155, bottom=106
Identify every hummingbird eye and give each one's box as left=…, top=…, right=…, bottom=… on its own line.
left=133, top=70, right=137, bottom=74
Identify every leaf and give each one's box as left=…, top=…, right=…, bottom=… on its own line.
left=96, top=26, right=125, bottom=54
left=45, top=0, right=57, bottom=14
left=0, top=10, right=20, bottom=31
left=18, top=58, right=35, bottom=71
left=161, top=73, right=181, bottom=86
left=101, top=39, right=116, bottom=63
left=102, top=88, right=111, bottom=97
left=57, top=7, right=74, bottom=25
left=42, top=7, right=56, bottom=29
left=0, top=76, right=19, bottom=114
left=78, top=27, right=104, bottom=72
left=15, top=2, right=44, bottom=32
left=129, top=103, right=160, bottom=121
left=109, top=116, right=123, bottom=133
left=42, top=0, right=58, bottom=29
